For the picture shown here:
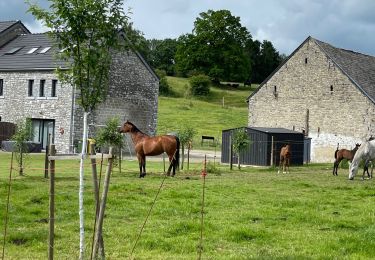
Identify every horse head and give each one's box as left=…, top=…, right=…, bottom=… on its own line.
left=349, top=161, right=359, bottom=180
left=118, top=120, right=133, bottom=133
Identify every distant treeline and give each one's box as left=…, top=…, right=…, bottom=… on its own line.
left=125, top=9, right=285, bottom=84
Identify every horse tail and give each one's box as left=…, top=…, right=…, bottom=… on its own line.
left=334, top=149, right=339, bottom=159
left=174, top=136, right=180, bottom=170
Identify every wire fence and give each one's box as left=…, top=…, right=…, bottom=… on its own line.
left=0, top=150, right=211, bottom=259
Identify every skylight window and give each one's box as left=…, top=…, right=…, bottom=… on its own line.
left=5, top=47, right=23, bottom=55
left=39, top=47, right=51, bottom=54
left=27, top=47, right=39, bottom=54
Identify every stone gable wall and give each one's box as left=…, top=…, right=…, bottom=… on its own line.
left=72, top=50, right=159, bottom=153
left=248, top=38, right=375, bottom=162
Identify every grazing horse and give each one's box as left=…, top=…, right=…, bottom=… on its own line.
left=332, top=143, right=360, bottom=176
left=278, top=144, right=291, bottom=174
left=119, top=121, right=180, bottom=178
left=349, top=140, right=375, bottom=180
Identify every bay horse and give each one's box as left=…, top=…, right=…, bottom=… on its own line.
left=278, top=144, right=291, bottom=174
left=349, top=140, right=375, bottom=180
left=119, top=121, right=180, bottom=178
left=332, top=143, right=360, bottom=176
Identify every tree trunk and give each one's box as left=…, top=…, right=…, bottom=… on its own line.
left=79, top=111, right=89, bottom=260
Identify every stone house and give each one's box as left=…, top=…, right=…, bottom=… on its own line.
left=247, top=36, right=375, bottom=162
left=0, top=21, right=159, bottom=153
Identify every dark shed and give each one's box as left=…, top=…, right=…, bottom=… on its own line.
left=221, top=127, right=308, bottom=166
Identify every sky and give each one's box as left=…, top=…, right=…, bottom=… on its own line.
left=1, top=0, right=375, bottom=56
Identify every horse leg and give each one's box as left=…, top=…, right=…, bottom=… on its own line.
left=333, top=160, right=338, bottom=176
left=141, top=156, right=146, bottom=178
left=286, top=158, right=290, bottom=174
left=278, top=156, right=283, bottom=174
left=137, top=154, right=143, bottom=178
left=166, top=155, right=174, bottom=176
left=137, top=154, right=146, bottom=178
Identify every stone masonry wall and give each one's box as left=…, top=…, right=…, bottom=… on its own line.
left=248, top=38, right=375, bottom=162
left=1, top=52, right=158, bottom=154
left=72, top=50, right=159, bottom=153
left=0, top=71, right=73, bottom=153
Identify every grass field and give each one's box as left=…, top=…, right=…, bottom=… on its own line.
left=1, top=152, right=375, bottom=259
left=157, top=77, right=252, bottom=148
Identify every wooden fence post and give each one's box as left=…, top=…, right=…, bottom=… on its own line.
left=92, top=147, right=114, bottom=259
left=90, top=143, right=105, bottom=259
left=270, top=136, right=274, bottom=166
left=48, top=144, right=56, bottom=260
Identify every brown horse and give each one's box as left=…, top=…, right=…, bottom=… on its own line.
left=332, top=143, right=360, bottom=176
left=278, top=144, right=291, bottom=174
left=119, top=121, right=180, bottom=178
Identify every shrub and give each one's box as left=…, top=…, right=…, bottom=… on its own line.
left=155, top=69, right=172, bottom=96
left=189, top=74, right=210, bottom=96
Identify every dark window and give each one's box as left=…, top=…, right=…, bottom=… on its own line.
left=305, top=58, right=308, bottom=64
left=39, top=80, right=45, bottom=97
left=330, top=85, right=333, bottom=92
left=273, top=86, right=278, bottom=98
left=0, top=79, right=3, bottom=96
left=51, top=80, right=57, bottom=97
left=28, top=80, right=34, bottom=97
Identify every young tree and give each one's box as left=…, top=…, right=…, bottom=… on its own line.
left=11, top=119, right=33, bottom=176
left=178, top=126, right=196, bottom=170
left=27, top=1, right=128, bottom=258
left=232, top=128, right=251, bottom=170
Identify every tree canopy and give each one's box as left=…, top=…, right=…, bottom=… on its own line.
left=175, top=9, right=252, bottom=82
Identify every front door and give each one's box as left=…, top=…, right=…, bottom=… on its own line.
left=31, top=119, right=55, bottom=149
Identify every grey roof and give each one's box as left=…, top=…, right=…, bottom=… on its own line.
left=0, top=28, right=158, bottom=80
left=223, top=126, right=304, bottom=135
left=314, top=38, right=375, bottom=103
left=248, top=127, right=304, bottom=135
left=0, top=21, right=18, bottom=33
left=0, top=33, right=67, bottom=71
left=247, top=36, right=375, bottom=104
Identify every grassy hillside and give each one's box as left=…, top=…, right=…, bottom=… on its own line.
left=157, top=77, right=256, bottom=147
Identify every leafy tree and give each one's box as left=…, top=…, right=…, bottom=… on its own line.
left=250, top=40, right=282, bottom=83
left=95, top=117, right=123, bottom=148
left=11, top=119, right=33, bottom=176
left=27, top=0, right=128, bottom=258
left=123, top=22, right=150, bottom=60
left=148, top=38, right=178, bottom=75
left=232, top=128, right=251, bottom=170
left=175, top=9, right=252, bottom=82
left=178, top=126, right=196, bottom=170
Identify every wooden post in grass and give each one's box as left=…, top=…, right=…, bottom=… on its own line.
left=44, top=134, right=51, bottom=178
left=48, top=144, right=56, bottom=260
left=92, top=147, right=113, bottom=259
left=270, top=136, right=274, bottom=166
left=90, top=143, right=105, bottom=258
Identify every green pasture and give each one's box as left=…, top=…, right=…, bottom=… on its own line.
left=157, top=77, right=252, bottom=148
left=0, top=152, right=375, bottom=259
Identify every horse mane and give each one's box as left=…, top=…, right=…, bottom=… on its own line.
left=126, top=121, right=147, bottom=135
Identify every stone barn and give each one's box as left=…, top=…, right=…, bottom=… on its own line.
left=247, top=36, right=375, bottom=162
left=0, top=21, right=159, bottom=153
